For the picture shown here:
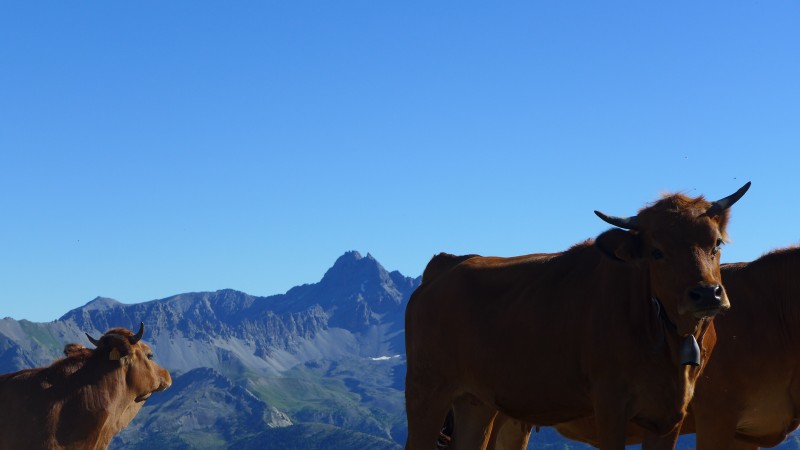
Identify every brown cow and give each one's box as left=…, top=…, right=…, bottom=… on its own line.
left=405, top=183, right=750, bottom=450
left=0, top=323, right=171, bottom=450
left=688, top=247, right=800, bottom=449
left=537, top=245, right=800, bottom=450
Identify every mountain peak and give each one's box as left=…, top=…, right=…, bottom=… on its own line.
left=83, top=297, right=123, bottom=311
left=334, top=250, right=365, bottom=264
left=321, top=251, right=385, bottom=285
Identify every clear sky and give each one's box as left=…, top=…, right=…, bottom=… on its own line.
left=1, top=2, right=798, bottom=322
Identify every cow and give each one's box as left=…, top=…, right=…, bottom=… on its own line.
left=686, top=246, right=800, bottom=449
left=404, top=182, right=750, bottom=450
left=533, top=244, right=800, bottom=450
left=0, top=323, right=171, bottom=450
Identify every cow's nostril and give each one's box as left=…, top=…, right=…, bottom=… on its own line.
left=689, top=285, right=723, bottom=305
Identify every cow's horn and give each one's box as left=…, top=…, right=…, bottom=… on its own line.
left=85, top=333, right=101, bottom=347
left=129, top=322, right=144, bottom=345
left=594, top=211, right=640, bottom=230
left=706, top=181, right=751, bottom=215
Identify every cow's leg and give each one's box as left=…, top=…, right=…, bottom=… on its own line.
left=449, top=395, right=498, bottom=450
left=486, top=413, right=532, bottom=450
left=593, top=393, right=630, bottom=450
left=405, top=379, right=454, bottom=450
left=593, top=414, right=628, bottom=450
left=691, top=403, right=739, bottom=450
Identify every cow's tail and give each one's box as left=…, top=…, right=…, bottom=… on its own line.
left=421, top=252, right=479, bottom=285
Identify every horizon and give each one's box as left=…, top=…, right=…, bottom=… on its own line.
left=20, top=249, right=409, bottom=323
left=2, top=2, right=799, bottom=322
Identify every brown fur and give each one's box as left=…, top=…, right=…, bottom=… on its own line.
left=0, top=326, right=171, bottom=450
left=64, top=343, right=88, bottom=357
left=421, top=253, right=480, bottom=285
left=486, top=247, right=800, bottom=450
left=643, top=193, right=731, bottom=242
left=406, top=188, right=745, bottom=450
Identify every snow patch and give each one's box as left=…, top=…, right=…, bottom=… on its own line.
left=369, top=355, right=401, bottom=361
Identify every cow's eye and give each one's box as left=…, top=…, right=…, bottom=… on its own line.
left=651, top=249, right=664, bottom=260
left=147, top=353, right=154, bottom=360
left=712, top=238, right=723, bottom=256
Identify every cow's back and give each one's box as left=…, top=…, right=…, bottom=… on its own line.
left=420, top=253, right=479, bottom=286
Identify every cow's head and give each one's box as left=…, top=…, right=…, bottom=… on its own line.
left=86, top=323, right=172, bottom=402
left=594, top=182, right=750, bottom=340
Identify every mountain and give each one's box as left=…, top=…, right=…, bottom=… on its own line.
left=113, top=366, right=292, bottom=449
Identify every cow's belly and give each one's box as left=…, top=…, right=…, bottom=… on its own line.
left=736, top=392, right=795, bottom=445
left=469, top=371, right=592, bottom=426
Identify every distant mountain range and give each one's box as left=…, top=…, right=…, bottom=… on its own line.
left=1, top=251, right=798, bottom=449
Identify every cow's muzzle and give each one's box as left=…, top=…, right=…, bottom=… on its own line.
left=157, top=373, right=172, bottom=392
left=135, top=379, right=171, bottom=403
left=686, top=284, right=726, bottom=318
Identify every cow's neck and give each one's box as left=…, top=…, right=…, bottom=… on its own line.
left=641, top=266, right=712, bottom=417
left=54, top=360, right=130, bottom=448
left=602, top=257, right=711, bottom=371
left=566, top=245, right=712, bottom=369
left=578, top=247, right=709, bottom=428
left=650, top=297, right=708, bottom=367
left=583, top=254, right=666, bottom=359
left=646, top=291, right=713, bottom=419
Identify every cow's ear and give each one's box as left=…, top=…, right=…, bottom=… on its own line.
left=108, top=349, right=133, bottom=366
left=595, top=228, right=642, bottom=262
left=107, top=343, right=132, bottom=365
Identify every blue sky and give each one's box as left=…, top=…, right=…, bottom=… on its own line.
left=1, top=2, right=798, bottom=322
